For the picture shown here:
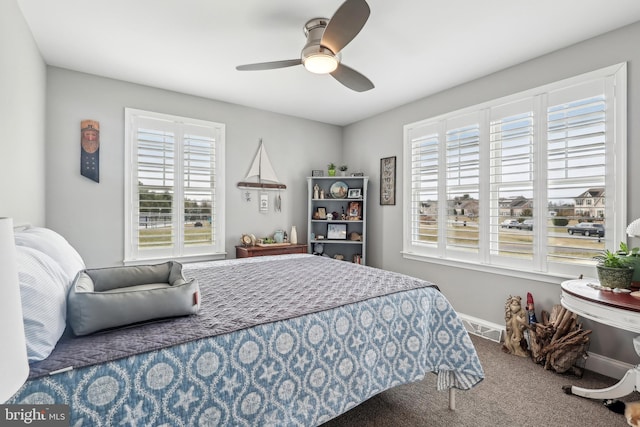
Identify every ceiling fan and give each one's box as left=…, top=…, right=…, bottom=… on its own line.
left=236, top=0, right=374, bottom=92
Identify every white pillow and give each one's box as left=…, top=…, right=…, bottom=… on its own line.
left=14, top=227, right=85, bottom=290
left=16, top=246, right=68, bottom=362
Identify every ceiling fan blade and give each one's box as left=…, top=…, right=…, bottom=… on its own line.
left=330, top=63, right=374, bottom=92
left=236, top=59, right=302, bottom=71
left=321, top=0, right=370, bottom=54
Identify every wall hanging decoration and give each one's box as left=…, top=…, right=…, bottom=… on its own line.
left=260, top=193, right=269, bottom=212
left=275, top=194, right=282, bottom=212
left=238, top=139, right=286, bottom=190
left=80, top=120, right=100, bottom=182
left=238, top=138, right=286, bottom=212
left=380, top=156, right=396, bottom=205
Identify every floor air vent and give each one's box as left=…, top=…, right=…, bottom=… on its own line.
left=458, top=313, right=504, bottom=343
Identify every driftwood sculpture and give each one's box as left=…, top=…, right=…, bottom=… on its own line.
left=528, top=304, right=591, bottom=375
left=502, top=295, right=530, bottom=357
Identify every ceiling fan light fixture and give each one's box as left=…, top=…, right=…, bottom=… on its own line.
left=303, top=53, right=338, bottom=74
left=235, top=0, right=373, bottom=91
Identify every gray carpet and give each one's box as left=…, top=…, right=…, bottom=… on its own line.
left=322, top=334, right=637, bottom=426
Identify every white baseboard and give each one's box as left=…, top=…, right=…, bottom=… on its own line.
left=584, top=351, right=633, bottom=380
left=457, top=312, right=631, bottom=380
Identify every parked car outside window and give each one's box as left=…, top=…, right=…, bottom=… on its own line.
left=501, top=219, right=520, bottom=229
left=517, top=219, right=534, bottom=230
left=567, top=222, right=605, bottom=237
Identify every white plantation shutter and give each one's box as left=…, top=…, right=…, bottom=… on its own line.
left=546, top=80, right=607, bottom=268
left=135, top=123, right=176, bottom=251
left=403, top=63, right=626, bottom=279
left=445, top=113, right=480, bottom=256
left=125, top=109, right=225, bottom=263
left=489, top=99, right=535, bottom=265
left=183, top=125, right=218, bottom=249
left=407, top=122, right=440, bottom=253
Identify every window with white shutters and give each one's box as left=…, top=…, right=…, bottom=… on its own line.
left=124, top=109, right=225, bottom=263
left=403, top=63, right=626, bottom=280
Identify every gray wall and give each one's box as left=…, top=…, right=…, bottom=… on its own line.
left=343, top=21, right=640, bottom=365
left=45, top=68, right=342, bottom=267
left=0, top=0, right=46, bottom=225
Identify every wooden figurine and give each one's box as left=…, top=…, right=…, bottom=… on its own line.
left=502, top=295, right=529, bottom=357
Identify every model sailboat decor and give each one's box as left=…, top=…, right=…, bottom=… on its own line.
left=237, top=139, right=287, bottom=190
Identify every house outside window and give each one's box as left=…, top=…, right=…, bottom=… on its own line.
left=403, top=63, right=627, bottom=280
left=124, top=109, right=226, bottom=264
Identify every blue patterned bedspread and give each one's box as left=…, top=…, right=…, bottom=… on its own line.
left=8, top=256, right=484, bottom=426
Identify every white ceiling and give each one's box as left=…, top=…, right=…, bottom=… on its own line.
left=17, top=0, right=640, bottom=126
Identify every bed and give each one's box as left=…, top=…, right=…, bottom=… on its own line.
left=7, top=227, right=484, bottom=426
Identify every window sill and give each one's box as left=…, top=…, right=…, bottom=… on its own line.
left=401, top=251, right=585, bottom=285
left=123, top=252, right=227, bottom=266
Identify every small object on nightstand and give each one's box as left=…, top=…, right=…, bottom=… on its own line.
left=241, top=234, right=255, bottom=247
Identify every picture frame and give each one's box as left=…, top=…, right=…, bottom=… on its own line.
left=347, top=188, right=362, bottom=198
left=312, top=169, right=324, bottom=177
left=327, top=223, right=347, bottom=240
left=316, top=207, right=327, bottom=219
left=348, top=201, right=362, bottom=220
left=380, top=156, right=396, bottom=205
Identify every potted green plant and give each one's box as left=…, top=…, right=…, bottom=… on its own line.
left=327, top=163, right=337, bottom=176
left=619, top=242, right=640, bottom=286
left=338, top=165, right=348, bottom=176
left=593, top=244, right=635, bottom=288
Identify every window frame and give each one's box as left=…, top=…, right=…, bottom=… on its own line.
left=402, top=63, right=627, bottom=283
left=124, top=108, right=226, bottom=265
